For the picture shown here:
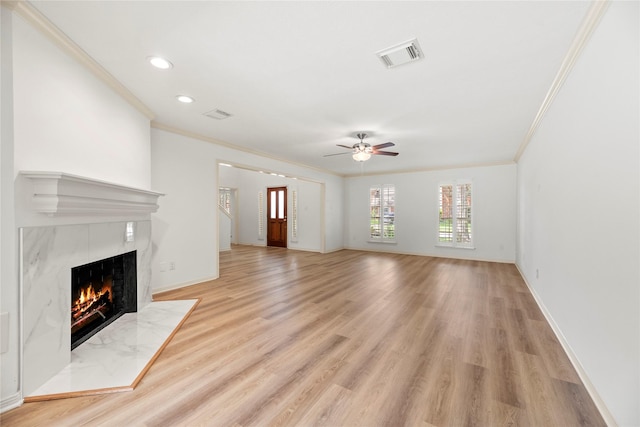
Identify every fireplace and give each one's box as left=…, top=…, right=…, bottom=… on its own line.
left=71, top=251, right=137, bottom=350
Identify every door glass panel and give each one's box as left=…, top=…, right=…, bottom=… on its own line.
left=278, top=190, right=285, bottom=219
left=270, top=191, right=276, bottom=219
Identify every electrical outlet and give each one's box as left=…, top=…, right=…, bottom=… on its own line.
left=536, top=268, right=539, bottom=279
left=169, top=261, right=176, bottom=271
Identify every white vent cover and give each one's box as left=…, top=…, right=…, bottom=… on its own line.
left=376, top=38, right=423, bottom=68
left=204, top=109, right=233, bottom=120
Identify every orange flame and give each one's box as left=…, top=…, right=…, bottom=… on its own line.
left=72, top=279, right=113, bottom=319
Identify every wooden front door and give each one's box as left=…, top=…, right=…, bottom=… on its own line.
left=267, top=187, right=287, bottom=248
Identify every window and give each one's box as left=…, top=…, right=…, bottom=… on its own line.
left=370, top=184, right=395, bottom=242
left=439, top=182, right=473, bottom=247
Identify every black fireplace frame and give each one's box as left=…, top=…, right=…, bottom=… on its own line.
left=71, top=250, right=137, bottom=350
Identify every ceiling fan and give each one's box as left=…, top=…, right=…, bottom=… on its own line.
left=324, top=133, right=399, bottom=162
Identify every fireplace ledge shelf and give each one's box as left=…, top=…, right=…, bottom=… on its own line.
left=21, top=171, right=164, bottom=217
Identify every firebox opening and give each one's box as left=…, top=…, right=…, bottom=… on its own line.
left=71, top=251, right=137, bottom=350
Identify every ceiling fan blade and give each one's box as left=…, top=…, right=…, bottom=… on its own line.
left=336, top=144, right=355, bottom=149
left=323, top=152, right=352, bottom=157
left=372, top=142, right=395, bottom=150
left=372, top=150, right=399, bottom=156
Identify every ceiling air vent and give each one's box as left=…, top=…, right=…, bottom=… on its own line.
left=376, top=38, right=423, bottom=69
left=204, top=109, right=233, bottom=120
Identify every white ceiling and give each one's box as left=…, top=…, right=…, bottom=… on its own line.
left=30, top=1, right=591, bottom=176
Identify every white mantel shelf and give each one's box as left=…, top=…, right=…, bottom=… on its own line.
left=21, top=171, right=164, bottom=217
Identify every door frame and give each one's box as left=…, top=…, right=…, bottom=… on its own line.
left=266, top=186, right=287, bottom=248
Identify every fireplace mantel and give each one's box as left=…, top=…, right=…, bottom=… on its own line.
left=20, top=171, right=163, bottom=217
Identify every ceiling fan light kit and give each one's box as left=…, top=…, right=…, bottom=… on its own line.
left=324, top=132, right=399, bottom=163
left=352, top=151, right=372, bottom=162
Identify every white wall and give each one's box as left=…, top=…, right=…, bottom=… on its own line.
left=516, top=2, right=639, bottom=425
left=150, top=129, right=219, bottom=291
left=0, top=4, right=19, bottom=412
left=219, top=207, right=232, bottom=252
left=12, top=13, right=152, bottom=230
left=324, top=174, right=343, bottom=253
left=220, top=166, right=323, bottom=252
left=12, top=16, right=150, bottom=191
left=345, top=163, right=517, bottom=262
left=150, top=127, right=344, bottom=292
left=294, top=179, right=323, bottom=251
left=1, top=9, right=153, bottom=411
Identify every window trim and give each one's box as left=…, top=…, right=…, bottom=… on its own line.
left=369, top=184, right=396, bottom=244
left=437, top=181, right=474, bottom=249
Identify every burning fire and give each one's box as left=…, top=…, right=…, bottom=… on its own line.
left=72, top=280, right=113, bottom=322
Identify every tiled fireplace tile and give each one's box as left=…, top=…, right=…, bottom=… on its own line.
left=21, top=221, right=154, bottom=396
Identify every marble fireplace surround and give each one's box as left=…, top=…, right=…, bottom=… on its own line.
left=19, top=172, right=164, bottom=397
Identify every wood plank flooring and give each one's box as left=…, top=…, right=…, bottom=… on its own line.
left=2, top=245, right=606, bottom=426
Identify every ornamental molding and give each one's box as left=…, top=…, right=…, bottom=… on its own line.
left=20, top=171, right=163, bottom=217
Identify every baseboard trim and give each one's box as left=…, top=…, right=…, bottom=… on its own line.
left=1, top=393, right=23, bottom=414
left=287, top=246, right=322, bottom=253
left=344, top=245, right=515, bottom=264
left=515, top=264, right=618, bottom=427
left=152, top=275, right=219, bottom=295
left=322, top=246, right=344, bottom=254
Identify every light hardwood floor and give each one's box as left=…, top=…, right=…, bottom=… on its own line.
left=2, top=246, right=605, bottom=426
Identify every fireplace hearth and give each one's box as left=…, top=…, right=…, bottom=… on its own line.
left=71, top=251, right=137, bottom=350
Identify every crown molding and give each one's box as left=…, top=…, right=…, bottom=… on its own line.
left=514, top=0, right=610, bottom=162
left=1, top=1, right=20, bottom=11
left=10, top=0, right=155, bottom=120
left=153, top=123, right=515, bottom=180
left=20, top=171, right=164, bottom=217
left=343, top=160, right=516, bottom=178
left=151, top=121, right=343, bottom=178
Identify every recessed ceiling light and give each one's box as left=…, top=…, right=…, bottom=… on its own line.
left=176, top=95, right=195, bottom=103
left=147, top=56, right=173, bottom=69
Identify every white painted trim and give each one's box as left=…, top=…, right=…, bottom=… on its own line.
left=343, top=246, right=515, bottom=264
left=319, top=183, right=326, bottom=253
left=434, top=245, right=476, bottom=250
left=10, top=0, right=154, bottom=119
left=236, top=243, right=267, bottom=248
left=514, top=0, right=610, bottom=161
left=217, top=160, right=324, bottom=185
left=344, top=160, right=516, bottom=178
left=158, top=123, right=514, bottom=180
left=18, top=229, right=24, bottom=413
left=152, top=275, right=219, bottom=296
left=0, top=393, right=23, bottom=413
left=3, top=231, right=27, bottom=415
left=515, top=264, right=618, bottom=427
left=20, top=171, right=163, bottom=217
left=154, top=118, right=515, bottom=181
left=322, top=246, right=345, bottom=254
left=287, top=246, right=323, bottom=254
left=214, top=163, right=220, bottom=277
left=153, top=122, right=341, bottom=178
left=290, top=188, right=298, bottom=243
